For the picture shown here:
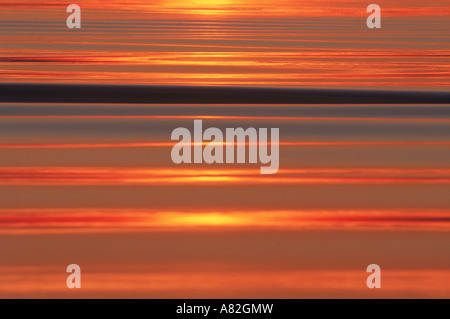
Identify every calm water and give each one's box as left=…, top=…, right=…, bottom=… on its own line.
left=0, top=0, right=449, bottom=90
left=0, top=0, right=450, bottom=298
left=1, top=102, right=449, bottom=298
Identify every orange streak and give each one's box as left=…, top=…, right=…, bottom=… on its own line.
left=2, top=167, right=450, bottom=185
left=0, top=208, right=449, bottom=233
left=1, top=141, right=450, bottom=149
left=3, top=167, right=450, bottom=176
left=2, top=115, right=450, bottom=122
left=1, top=267, right=449, bottom=298
left=2, top=176, right=450, bottom=185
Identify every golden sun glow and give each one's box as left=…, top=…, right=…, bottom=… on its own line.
left=180, top=0, right=233, bottom=7
left=161, top=0, right=235, bottom=16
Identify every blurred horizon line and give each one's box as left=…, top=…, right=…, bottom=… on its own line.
left=1, top=83, right=450, bottom=104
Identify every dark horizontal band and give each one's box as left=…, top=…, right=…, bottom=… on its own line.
left=1, top=83, right=450, bottom=104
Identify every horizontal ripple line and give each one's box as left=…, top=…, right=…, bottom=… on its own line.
left=1, top=141, right=450, bottom=149
left=1, top=167, right=450, bottom=185
left=2, top=115, right=450, bottom=122
left=0, top=208, right=449, bottom=233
